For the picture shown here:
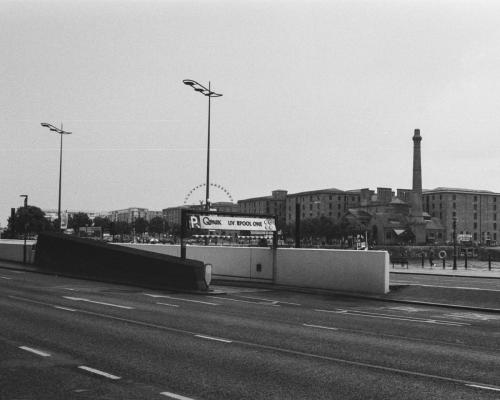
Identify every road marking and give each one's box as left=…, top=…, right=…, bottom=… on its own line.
left=392, top=282, right=500, bottom=292
left=160, top=392, right=196, bottom=400
left=54, top=306, right=77, bottom=312
left=194, top=334, right=232, bottom=343
left=0, top=276, right=12, bottom=280
left=303, top=323, right=338, bottom=331
left=78, top=366, right=121, bottom=380
left=19, top=346, right=51, bottom=357
left=157, top=302, right=180, bottom=308
left=237, top=295, right=301, bottom=306
left=213, top=296, right=280, bottom=306
left=315, top=309, right=469, bottom=326
left=63, top=296, right=134, bottom=309
left=12, top=294, right=494, bottom=391
left=466, top=384, right=500, bottom=392
left=144, top=294, right=219, bottom=306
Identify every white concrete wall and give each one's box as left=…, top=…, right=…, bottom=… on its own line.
left=115, top=244, right=389, bottom=293
left=0, top=240, right=36, bottom=264
left=276, top=248, right=389, bottom=294
left=115, top=244, right=274, bottom=282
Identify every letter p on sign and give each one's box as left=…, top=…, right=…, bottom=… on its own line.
left=189, top=215, right=201, bottom=229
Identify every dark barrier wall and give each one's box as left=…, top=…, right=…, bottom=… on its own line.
left=35, top=233, right=209, bottom=291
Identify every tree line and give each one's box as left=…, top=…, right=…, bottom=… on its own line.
left=3, top=206, right=177, bottom=239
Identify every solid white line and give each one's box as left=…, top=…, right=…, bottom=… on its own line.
left=237, top=295, right=301, bottom=305
left=19, top=346, right=51, bottom=357
left=303, top=323, right=339, bottom=331
left=466, top=384, right=500, bottom=392
left=78, top=366, right=121, bottom=380
left=144, top=294, right=219, bottom=306
left=63, top=296, right=134, bottom=309
left=0, top=276, right=12, bottom=280
left=214, top=297, right=280, bottom=306
left=394, top=282, right=500, bottom=292
left=315, top=309, right=469, bottom=326
left=54, top=306, right=77, bottom=312
left=157, top=302, right=180, bottom=308
left=194, top=334, right=232, bottom=343
left=160, top=392, right=196, bottom=400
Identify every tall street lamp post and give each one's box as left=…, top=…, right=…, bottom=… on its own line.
left=20, top=195, right=28, bottom=264
left=452, top=216, right=457, bottom=270
left=41, top=122, right=72, bottom=230
left=182, top=79, right=222, bottom=211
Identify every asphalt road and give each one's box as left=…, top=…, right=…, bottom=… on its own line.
left=1, top=268, right=499, bottom=399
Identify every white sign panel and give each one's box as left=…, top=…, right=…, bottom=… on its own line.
left=60, top=212, right=68, bottom=229
left=188, top=215, right=276, bottom=232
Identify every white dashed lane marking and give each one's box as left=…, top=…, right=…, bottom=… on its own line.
left=78, top=366, right=121, bottom=380
left=19, top=346, right=51, bottom=357
left=144, top=294, right=219, bottom=306
left=161, top=391, right=197, bottom=400
left=303, top=323, right=339, bottom=331
left=157, top=302, right=180, bottom=308
left=62, top=296, right=134, bottom=309
left=194, top=334, right=232, bottom=343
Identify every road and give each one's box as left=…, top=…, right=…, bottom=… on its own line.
left=1, top=268, right=499, bottom=399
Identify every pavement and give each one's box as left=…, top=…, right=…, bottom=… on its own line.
left=1, top=258, right=499, bottom=313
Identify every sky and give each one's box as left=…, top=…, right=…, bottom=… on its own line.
left=2, top=0, right=500, bottom=227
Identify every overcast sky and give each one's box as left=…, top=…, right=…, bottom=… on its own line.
left=2, top=0, right=500, bottom=226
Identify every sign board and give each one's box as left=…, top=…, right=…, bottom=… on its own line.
left=60, top=212, right=68, bottom=229
left=457, top=234, right=472, bottom=243
left=79, top=226, right=102, bottom=239
left=188, top=214, right=276, bottom=232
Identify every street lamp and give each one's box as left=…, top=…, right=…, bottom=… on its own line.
left=41, top=122, right=72, bottom=229
left=182, top=79, right=222, bottom=211
left=20, top=195, right=28, bottom=264
left=452, top=216, right=457, bottom=270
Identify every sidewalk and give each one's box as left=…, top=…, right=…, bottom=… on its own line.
left=391, top=261, right=500, bottom=279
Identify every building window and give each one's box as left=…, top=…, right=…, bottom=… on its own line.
left=453, top=211, right=456, bottom=217
left=495, top=205, right=497, bottom=211
left=337, top=212, right=341, bottom=218
left=474, top=213, right=477, bottom=220
left=453, top=194, right=456, bottom=200
left=494, top=214, right=497, bottom=221
left=329, top=203, right=332, bottom=209
left=474, top=196, right=478, bottom=202
left=474, top=233, right=477, bottom=241
left=474, top=204, right=477, bottom=210
left=494, top=223, right=497, bottom=230
left=386, top=232, right=392, bottom=240
left=329, top=195, right=332, bottom=200
left=474, top=222, right=478, bottom=229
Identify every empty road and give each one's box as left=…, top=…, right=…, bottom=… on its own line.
left=1, top=268, right=499, bottom=399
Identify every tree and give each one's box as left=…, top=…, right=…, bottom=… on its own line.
left=149, top=216, right=166, bottom=237
left=69, top=212, right=91, bottom=234
left=7, top=206, right=52, bottom=237
left=134, top=217, right=149, bottom=235
left=93, top=216, right=111, bottom=232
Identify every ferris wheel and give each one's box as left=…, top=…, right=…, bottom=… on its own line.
left=183, top=182, right=234, bottom=205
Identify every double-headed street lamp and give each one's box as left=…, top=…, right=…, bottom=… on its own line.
left=41, top=122, right=72, bottom=229
left=183, top=79, right=222, bottom=211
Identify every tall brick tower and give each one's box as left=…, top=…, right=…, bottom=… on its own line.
left=410, top=129, right=426, bottom=244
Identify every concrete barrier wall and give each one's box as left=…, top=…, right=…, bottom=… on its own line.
left=116, top=244, right=274, bottom=282
left=0, top=240, right=36, bottom=264
left=115, top=244, right=389, bottom=293
left=276, top=248, right=389, bottom=294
